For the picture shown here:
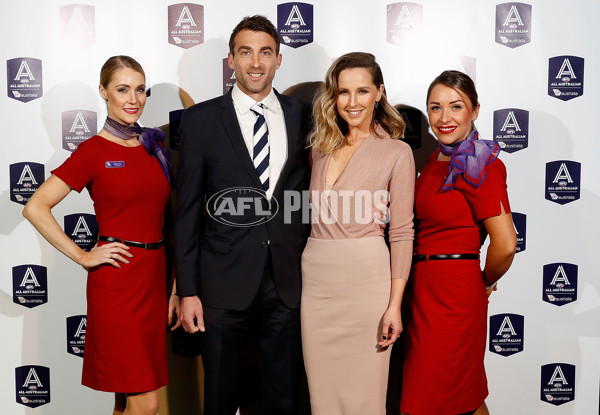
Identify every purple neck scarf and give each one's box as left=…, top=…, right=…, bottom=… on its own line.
left=103, top=117, right=172, bottom=185
left=438, top=130, right=500, bottom=192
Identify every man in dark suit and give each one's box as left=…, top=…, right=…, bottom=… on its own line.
left=174, top=15, right=311, bottom=415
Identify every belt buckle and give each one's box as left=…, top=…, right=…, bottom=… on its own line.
left=412, top=254, right=427, bottom=263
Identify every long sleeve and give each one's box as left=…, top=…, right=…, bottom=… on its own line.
left=388, top=145, right=415, bottom=280
left=174, top=106, right=206, bottom=296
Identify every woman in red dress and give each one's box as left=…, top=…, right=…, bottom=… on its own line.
left=23, top=56, right=178, bottom=415
left=400, top=71, right=517, bottom=415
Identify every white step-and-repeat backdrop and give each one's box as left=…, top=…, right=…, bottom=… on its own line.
left=1, top=1, right=599, bottom=414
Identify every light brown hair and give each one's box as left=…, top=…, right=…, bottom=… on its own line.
left=309, top=52, right=405, bottom=154
left=99, top=55, right=145, bottom=88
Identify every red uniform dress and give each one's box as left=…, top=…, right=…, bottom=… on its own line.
left=401, top=150, right=511, bottom=415
left=53, top=135, right=170, bottom=392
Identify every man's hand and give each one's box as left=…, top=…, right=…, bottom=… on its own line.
left=179, top=295, right=206, bottom=333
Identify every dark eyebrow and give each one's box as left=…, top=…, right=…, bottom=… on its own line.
left=338, top=85, right=373, bottom=91
left=115, top=83, right=146, bottom=88
left=428, top=99, right=464, bottom=105
left=237, top=45, right=274, bottom=52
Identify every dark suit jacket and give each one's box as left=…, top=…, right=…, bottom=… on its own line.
left=174, top=89, right=311, bottom=310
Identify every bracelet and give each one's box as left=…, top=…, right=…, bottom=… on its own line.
left=170, top=292, right=178, bottom=296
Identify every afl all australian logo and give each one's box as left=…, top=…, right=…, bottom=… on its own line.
left=511, top=212, right=526, bottom=253
left=12, top=265, right=48, bottom=308
left=493, top=108, right=528, bottom=153
left=7, top=58, right=43, bottom=102
left=489, top=313, right=524, bottom=356
left=62, top=110, right=97, bottom=151
left=386, top=2, right=423, bottom=45
left=542, top=263, right=577, bottom=306
left=223, top=57, right=236, bottom=95
left=545, top=160, right=580, bottom=205
left=59, top=4, right=95, bottom=46
left=277, top=3, right=313, bottom=48
left=66, top=315, right=87, bottom=357
left=15, top=365, right=51, bottom=408
left=541, top=363, right=575, bottom=406
left=168, top=3, right=204, bottom=49
left=64, top=213, right=99, bottom=250
left=9, top=162, right=44, bottom=205
left=495, top=3, right=532, bottom=48
left=548, top=56, right=584, bottom=101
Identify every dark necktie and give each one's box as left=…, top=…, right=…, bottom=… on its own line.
left=251, top=104, right=270, bottom=191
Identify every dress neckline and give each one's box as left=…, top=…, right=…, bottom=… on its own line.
left=95, top=134, right=144, bottom=149
left=324, top=134, right=372, bottom=189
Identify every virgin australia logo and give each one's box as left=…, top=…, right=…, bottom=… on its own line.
left=207, top=187, right=279, bottom=227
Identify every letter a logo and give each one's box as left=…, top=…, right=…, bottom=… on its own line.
left=553, top=163, right=573, bottom=183
left=69, top=6, right=88, bottom=28
left=176, top=5, right=197, bottom=27
left=548, top=365, right=568, bottom=385
left=23, top=368, right=43, bottom=388
left=70, top=112, right=91, bottom=133
left=285, top=4, right=306, bottom=26
left=17, top=165, right=38, bottom=185
left=496, top=316, right=517, bottom=336
left=74, top=317, right=87, bottom=337
left=501, top=111, right=521, bottom=132
left=503, top=5, right=524, bottom=26
left=395, top=5, right=413, bottom=26
left=550, top=265, right=570, bottom=286
left=72, top=216, right=92, bottom=236
left=20, top=267, right=41, bottom=287
left=556, top=59, right=576, bottom=79
left=14, top=60, right=35, bottom=81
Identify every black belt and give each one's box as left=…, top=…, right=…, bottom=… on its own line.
left=98, top=236, right=165, bottom=250
left=413, top=253, right=479, bottom=262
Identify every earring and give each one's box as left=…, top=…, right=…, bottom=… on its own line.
left=375, top=101, right=379, bottom=109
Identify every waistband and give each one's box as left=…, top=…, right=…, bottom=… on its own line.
left=412, top=253, right=479, bottom=263
left=98, top=235, right=164, bottom=250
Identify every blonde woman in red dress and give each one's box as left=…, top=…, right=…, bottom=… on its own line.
left=23, top=56, right=177, bottom=415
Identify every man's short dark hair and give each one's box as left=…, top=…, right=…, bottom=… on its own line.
left=229, top=15, right=281, bottom=55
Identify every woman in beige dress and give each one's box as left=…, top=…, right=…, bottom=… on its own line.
left=301, top=52, right=415, bottom=415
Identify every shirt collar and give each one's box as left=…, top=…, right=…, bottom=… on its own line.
left=231, top=83, right=278, bottom=115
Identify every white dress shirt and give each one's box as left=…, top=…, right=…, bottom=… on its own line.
left=231, top=84, right=288, bottom=199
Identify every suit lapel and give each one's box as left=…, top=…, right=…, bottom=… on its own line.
left=272, top=92, right=299, bottom=197
left=220, top=91, right=264, bottom=189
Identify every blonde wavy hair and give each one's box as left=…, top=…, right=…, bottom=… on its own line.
left=308, top=52, right=405, bottom=154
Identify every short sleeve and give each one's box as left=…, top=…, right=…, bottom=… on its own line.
left=455, top=158, right=511, bottom=221
left=51, top=138, right=97, bottom=193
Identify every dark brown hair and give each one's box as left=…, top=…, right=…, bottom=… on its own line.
left=99, top=55, right=145, bottom=88
left=229, top=15, right=281, bottom=55
left=426, top=70, right=478, bottom=109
